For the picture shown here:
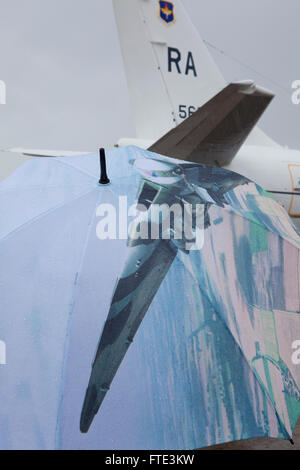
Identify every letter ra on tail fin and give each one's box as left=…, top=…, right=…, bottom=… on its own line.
left=168, top=48, right=197, bottom=76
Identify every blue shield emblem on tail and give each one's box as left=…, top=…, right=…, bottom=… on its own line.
left=159, top=1, right=174, bottom=24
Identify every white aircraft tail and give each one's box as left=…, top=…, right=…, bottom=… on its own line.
left=113, top=0, right=279, bottom=148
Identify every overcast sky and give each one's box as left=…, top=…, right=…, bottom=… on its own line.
left=0, top=0, right=299, bottom=151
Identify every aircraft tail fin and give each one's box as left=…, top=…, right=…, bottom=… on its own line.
left=113, top=0, right=279, bottom=148
left=112, top=0, right=225, bottom=141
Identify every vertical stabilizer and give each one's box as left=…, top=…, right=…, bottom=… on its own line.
left=112, top=0, right=225, bottom=141
left=113, top=0, right=278, bottom=147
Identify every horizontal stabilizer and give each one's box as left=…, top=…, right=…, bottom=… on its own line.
left=149, top=81, right=274, bottom=166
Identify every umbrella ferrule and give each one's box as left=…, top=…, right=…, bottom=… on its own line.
left=99, top=148, right=110, bottom=185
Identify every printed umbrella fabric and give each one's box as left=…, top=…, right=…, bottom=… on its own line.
left=0, top=146, right=299, bottom=450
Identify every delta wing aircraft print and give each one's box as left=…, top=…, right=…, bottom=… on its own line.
left=80, top=148, right=300, bottom=440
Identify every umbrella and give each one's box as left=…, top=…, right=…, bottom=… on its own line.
left=0, top=145, right=299, bottom=450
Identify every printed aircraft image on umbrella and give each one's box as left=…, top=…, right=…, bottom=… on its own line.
left=80, top=156, right=249, bottom=432
left=79, top=149, right=300, bottom=439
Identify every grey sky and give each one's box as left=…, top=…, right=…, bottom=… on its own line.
left=0, top=0, right=299, bottom=151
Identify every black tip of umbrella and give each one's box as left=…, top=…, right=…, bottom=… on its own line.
left=99, top=148, right=110, bottom=185
left=290, top=439, right=295, bottom=446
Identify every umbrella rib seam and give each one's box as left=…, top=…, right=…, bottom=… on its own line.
left=53, top=158, right=98, bottom=180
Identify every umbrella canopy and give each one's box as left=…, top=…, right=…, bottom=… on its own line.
left=0, top=146, right=299, bottom=450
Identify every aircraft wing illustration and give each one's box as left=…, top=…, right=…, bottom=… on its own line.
left=80, top=239, right=177, bottom=433
left=149, top=81, right=274, bottom=166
